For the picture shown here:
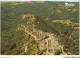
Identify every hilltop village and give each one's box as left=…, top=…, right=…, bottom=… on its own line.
left=16, top=14, right=67, bottom=55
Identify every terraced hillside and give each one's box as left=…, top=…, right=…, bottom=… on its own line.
left=1, top=1, right=79, bottom=55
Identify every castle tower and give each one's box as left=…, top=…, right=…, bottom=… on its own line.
left=46, top=36, right=54, bottom=55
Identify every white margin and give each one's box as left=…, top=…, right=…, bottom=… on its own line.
left=79, top=1, right=80, bottom=55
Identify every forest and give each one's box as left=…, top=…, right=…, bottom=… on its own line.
left=1, top=1, right=79, bottom=55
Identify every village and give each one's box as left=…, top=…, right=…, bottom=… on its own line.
left=16, top=14, right=67, bottom=55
